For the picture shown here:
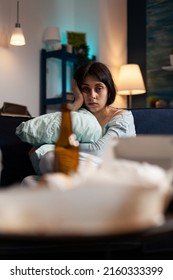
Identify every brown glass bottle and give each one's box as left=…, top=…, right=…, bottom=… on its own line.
left=54, top=102, right=79, bottom=175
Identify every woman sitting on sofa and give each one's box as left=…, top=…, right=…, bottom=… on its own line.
left=38, top=61, right=136, bottom=174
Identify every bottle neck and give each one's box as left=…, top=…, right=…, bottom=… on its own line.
left=59, top=103, right=73, bottom=137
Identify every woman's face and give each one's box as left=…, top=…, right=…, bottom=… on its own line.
left=80, top=75, right=108, bottom=113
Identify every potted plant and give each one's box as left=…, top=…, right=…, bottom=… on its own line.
left=170, top=49, right=173, bottom=66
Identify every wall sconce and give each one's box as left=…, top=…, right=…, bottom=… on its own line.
left=117, top=64, right=146, bottom=108
left=10, top=1, right=26, bottom=46
left=43, top=27, right=61, bottom=51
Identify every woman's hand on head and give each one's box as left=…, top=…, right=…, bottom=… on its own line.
left=71, top=79, right=84, bottom=110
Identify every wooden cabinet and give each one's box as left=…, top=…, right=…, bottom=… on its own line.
left=40, top=45, right=78, bottom=115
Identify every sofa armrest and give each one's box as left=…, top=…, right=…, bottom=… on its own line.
left=0, top=116, right=35, bottom=187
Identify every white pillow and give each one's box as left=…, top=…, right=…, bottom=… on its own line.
left=30, top=144, right=103, bottom=175
left=16, top=108, right=102, bottom=147
left=30, top=144, right=55, bottom=175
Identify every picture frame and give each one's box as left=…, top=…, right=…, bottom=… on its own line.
left=67, top=31, right=86, bottom=48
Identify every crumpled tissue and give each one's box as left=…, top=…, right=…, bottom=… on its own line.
left=0, top=147, right=172, bottom=236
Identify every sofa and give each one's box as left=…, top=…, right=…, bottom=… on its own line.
left=1, top=108, right=173, bottom=187
left=0, top=116, right=35, bottom=187
left=0, top=108, right=173, bottom=260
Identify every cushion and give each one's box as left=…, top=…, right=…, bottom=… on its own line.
left=30, top=144, right=55, bottom=174
left=15, top=108, right=102, bottom=147
left=30, top=144, right=103, bottom=175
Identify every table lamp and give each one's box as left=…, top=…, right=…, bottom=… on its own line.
left=117, top=64, right=146, bottom=108
left=43, top=27, right=61, bottom=51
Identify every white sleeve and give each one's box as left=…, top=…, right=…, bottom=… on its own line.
left=79, top=111, right=136, bottom=157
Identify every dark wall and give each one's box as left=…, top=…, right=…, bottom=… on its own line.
left=146, top=0, right=173, bottom=108
left=127, top=0, right=147, bottom=107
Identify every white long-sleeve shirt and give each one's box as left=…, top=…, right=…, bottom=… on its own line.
left=79, top=110, right=136, bottom=157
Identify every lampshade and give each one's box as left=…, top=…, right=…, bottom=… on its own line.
left=10, top=1, right=26, bottom=46
left=43, top=27, right=61, bottom=50
left=43, top=27, right=61, bottom=41
left=10, top=26, right=26, bottom=46
left=117, top=64, right=146, bottom=108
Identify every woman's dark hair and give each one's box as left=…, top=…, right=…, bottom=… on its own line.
left=73, top=61, right=116, bottom=105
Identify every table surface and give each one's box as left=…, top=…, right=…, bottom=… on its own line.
left=0, top=211, right=173, bottom=260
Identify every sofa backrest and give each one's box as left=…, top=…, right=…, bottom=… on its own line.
left=1, top=108, right=173, bottom=187
left=131, top=108, right=173, bottom=135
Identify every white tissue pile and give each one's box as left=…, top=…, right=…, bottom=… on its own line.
left=0, top=154, right=172, bottom=236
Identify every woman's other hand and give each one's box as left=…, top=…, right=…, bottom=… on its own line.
left=71, top=79, right=84, bottom=110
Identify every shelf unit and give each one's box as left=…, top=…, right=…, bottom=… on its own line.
left=162, top=66, right=173, bottom=71
left=40, top=45, right=78, bottom=115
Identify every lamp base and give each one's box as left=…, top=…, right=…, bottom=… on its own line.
left=128, top=92, right=132, bottom=108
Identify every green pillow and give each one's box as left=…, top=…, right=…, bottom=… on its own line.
left=16, top=108, right=102, bottom=147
